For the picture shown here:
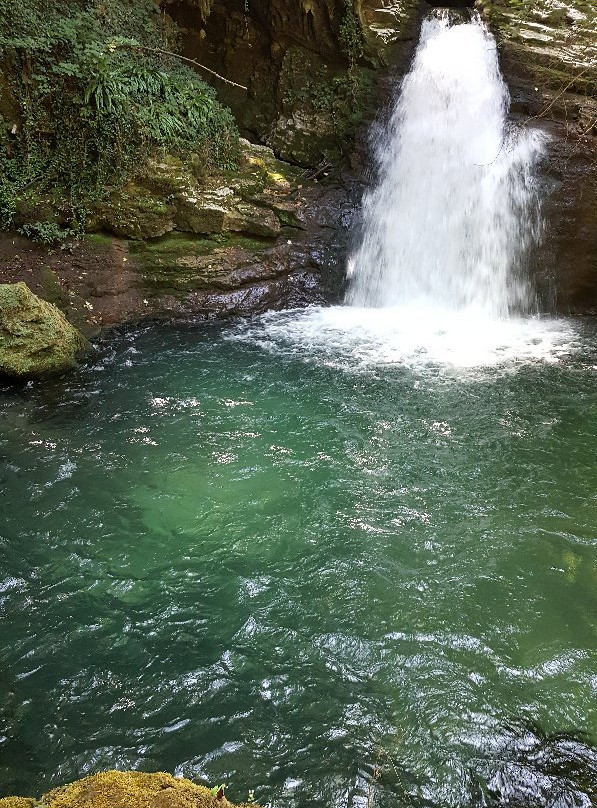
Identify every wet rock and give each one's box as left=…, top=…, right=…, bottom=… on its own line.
left=0, top=282, right=87, bottom=378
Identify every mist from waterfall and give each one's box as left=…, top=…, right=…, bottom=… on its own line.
left=346, top=12, right=544, bottom=316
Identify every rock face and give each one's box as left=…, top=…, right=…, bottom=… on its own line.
left=484, top=0, right=597, bottom=312
left=0, top=283, right=87, bottom=378
left=0, top=140, right=358, bottom=332
left=0, top=770, right=256, bottom=808
left=163, top=0, right=421, bottom=166
left=87, top=139, right=357, bottom=319
left=89, top=140, right=300, bottom=241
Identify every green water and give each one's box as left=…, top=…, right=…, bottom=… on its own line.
left=1, top=318, right=596, bottom=807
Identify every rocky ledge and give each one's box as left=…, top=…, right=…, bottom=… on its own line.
left=483, top=0, right=597, bottom=312
left=0, top=771, right=257, bottom=808
left=0, top=140, right=358, bottom=340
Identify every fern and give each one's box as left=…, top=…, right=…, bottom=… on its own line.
left=0, top=0, right=239, bottom=235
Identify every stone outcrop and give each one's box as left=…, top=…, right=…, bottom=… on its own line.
left=0, top=283, right=87, bottom=378
left=89, top=140, right=301, bottom=241
left=483, top=0, right=597, bottom=312
left=0, top=141, right=357, bottom=332
left=0, top=770, right=257, bottom=808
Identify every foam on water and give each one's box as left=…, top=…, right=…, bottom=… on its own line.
left=230, top=306, right=578, bottom=373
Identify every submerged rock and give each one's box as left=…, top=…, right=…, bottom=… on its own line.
left=0, top=771, right=255, bottom=808
left=0, top=282, right=87, bottom=378
left=0, top=800, right=35, bottom=808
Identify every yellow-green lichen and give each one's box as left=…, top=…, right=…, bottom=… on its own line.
left=1, top=771, right=259, bottom=808
left=0, top=282, right=88, bottom=378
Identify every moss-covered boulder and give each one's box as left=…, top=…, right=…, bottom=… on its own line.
left=0, top=282, right=87, bottom=378
left=0, top=771, right=256, bottom=808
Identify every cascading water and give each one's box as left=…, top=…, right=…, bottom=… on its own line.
left=233, top=11, right=576, bottom=370
left=346, top=11, right=544, bottom=316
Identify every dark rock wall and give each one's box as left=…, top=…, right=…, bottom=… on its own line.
left=163, top=0, right=421, bottom=166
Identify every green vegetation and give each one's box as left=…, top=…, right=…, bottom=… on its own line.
left=339, top=0, right=364, bottom=68
left=0, top=0, right=239, bottom=238
left=280, top=45, right=374, bottom=163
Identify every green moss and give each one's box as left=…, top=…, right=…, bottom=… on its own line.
left=85, top=233, right=114, bottom=247
left=277, top=46, right=376, bottom=165
left=0, top=282, right=88, bottom=377
left=130, top=232, right=270, bottom=295
left=39, top=266, right=68, bottom=308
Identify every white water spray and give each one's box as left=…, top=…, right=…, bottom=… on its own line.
left=232, top=12, right=578, bottom=371
left=346, top=12, right=544, bottom=315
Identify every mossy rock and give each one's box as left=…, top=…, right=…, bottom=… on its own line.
left=0, top=771, right=257, bottom=808
left=131, top=233, right=272, bottom=294
left=89, top=144, right=288, bottom=241
left=0, top=282, right=88, bottom=378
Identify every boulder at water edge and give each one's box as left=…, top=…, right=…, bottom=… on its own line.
left=0, top=282, right=87, bottom=378
left=0, top=770, right=257, bottom=808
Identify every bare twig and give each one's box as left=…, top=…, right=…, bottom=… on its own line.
left=582, top=115, right=597, bottom=135
left=521, top=63, right=595, bottom=127
left=475, top=61, right=596, bottom=167
left=114, top=43, right=248, bottom=91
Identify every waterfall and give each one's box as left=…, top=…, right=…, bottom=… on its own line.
left=346, top=12, right=544, bottom=317
left=236, top=12, right=576, bottom=370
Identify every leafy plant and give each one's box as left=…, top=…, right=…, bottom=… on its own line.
left=0, top=0, right=239, bottom=237
left=209, top=784, right=226, bottom=801
left=18, top=221, right=76, bottom=245
left=339, top=0, right=364, bottom=68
